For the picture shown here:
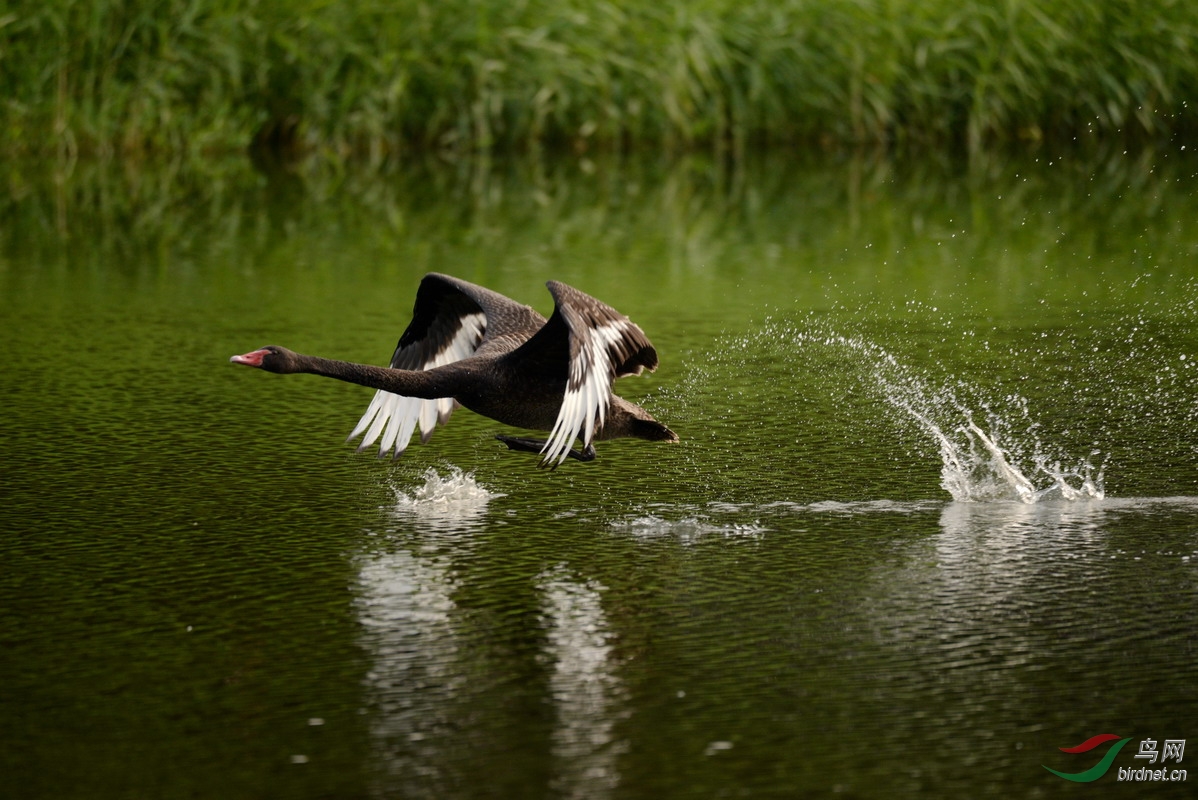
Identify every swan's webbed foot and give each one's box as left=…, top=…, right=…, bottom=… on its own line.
left=495, top=435, right=596, bottom=465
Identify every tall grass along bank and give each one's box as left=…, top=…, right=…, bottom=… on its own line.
left=3, top=0, right=1197, bottom=159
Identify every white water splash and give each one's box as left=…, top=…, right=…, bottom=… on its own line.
left=931, top=416, right=1102, bottom=503
left=881, top=372, right=1103, bottom=504
left=388, top=467, right=505, bottom=530
left=794, top=328, right=1104, bottom=504
left=607, top=499, right=944, bottom=543
left=609, top=513, right=769, bottom=541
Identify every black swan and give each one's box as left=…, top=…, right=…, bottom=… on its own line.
left=230, top=273, right=678, bottom=467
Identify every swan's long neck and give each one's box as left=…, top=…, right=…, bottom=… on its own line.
left=296, top=355, right=464, bottom=400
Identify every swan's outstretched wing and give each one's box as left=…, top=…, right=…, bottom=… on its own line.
left=538, top=281, right=658, bottom=468
left=349, top=273, right=536, bottom=458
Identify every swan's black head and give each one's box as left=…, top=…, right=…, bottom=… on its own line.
left=229, top=345, right=297, bottom=373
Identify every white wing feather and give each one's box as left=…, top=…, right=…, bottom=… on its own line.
left=349, top=312, right=485, bottom=457
left=540, top=322, right=625, bottom=467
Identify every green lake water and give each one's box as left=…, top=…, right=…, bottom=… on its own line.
left=2, top=148, right=1196, bottom=798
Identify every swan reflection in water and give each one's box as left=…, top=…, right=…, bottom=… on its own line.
left=356, top=471, right=625, bottom=798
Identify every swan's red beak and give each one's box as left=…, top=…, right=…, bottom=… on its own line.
left=230, top=349, right=269, bottom=367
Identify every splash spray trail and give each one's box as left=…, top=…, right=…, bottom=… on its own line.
left=793, top=327, right=1104, bottom=503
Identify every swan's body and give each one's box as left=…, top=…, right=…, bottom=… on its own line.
left=230, top=273, right=677, bottom=467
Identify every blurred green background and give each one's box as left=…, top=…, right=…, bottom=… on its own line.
left=3, top=0, right=1195, bottom=159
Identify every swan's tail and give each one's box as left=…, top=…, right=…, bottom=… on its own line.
left=631, top=418, right=679, bottom=442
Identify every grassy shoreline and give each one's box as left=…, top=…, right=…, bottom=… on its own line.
left=4, top=0, right=1197, bottom=159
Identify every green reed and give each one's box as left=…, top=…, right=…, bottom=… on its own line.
left=3, top=0, right=1196, bottom=158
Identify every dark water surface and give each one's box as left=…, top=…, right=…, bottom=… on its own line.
left=3, top=149, right=1197, bottom=798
